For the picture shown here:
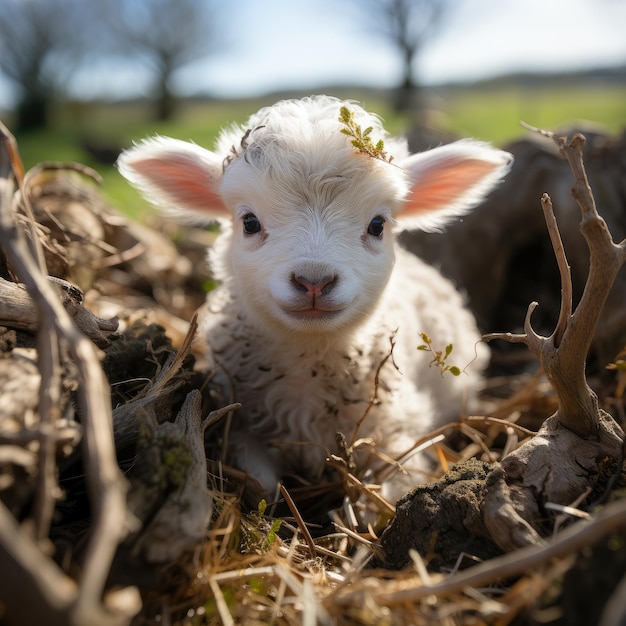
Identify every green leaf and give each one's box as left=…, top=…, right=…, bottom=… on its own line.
left=445, top=344, right=454, bottom=358
left=339, top=106, right=351, bottom=123
left=202, top=278, right=219, bottom=293
left=337, top=105, right=392, bottom=163
left=448, top=366, right=461, bottom=376
left=262, top=518, right=282, bottom=550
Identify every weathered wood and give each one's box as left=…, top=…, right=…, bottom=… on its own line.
left=479, top=133, right=625, bottom=551
left=126, top=392, right=237, bottom=564
left=0, top=275, right=118, bottom=347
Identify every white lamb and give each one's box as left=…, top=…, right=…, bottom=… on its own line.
left=117, top=95, right=512, bottom=503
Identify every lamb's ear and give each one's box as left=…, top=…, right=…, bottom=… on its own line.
left=396, top=140, right=513, bottom=231
left=117, top=136, right=228, bottom=223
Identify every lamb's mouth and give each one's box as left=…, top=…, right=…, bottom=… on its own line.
left=284, top=307, right=344, bottom=321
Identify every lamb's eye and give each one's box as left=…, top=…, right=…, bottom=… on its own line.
left=367, top=216, right=385, bottom=238
left=242, top=213, right=262, bottom=235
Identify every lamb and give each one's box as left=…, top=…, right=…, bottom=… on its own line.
left=117, top=95, right=513, bottom=503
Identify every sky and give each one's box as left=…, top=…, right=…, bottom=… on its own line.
left=172, top=0, right=626, bottom=98
left=1, top=0, right=625, bottom=107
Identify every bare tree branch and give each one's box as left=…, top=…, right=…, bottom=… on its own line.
left=486, top=131, right=626, bottom=439
left=350, top=0, right=453, bottom=111
left=99, top=0, right=223, bottom=120
left=546, top=133, right=626, bottom=437
left=542, top=193, right=572, bottom=347
left=0, top=0, right=91, bottom=129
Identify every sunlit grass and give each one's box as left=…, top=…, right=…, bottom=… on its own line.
left=435, top=83, right=626, bottom=144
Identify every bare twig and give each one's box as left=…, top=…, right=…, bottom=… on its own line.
left=351, top=332, right=397, bottom=445
left=464, top=416, right=536, bottom=438
left=32, top=312, right=61, bottom=544
left=146, top=311, right=198, bottom=396
left=0, top=122, right=24, bottom=182
left=280, top=484, right=317, bottom=560
left=541, top=192, right=572, bottom=347
left=549, top=133, right=626, bottom=436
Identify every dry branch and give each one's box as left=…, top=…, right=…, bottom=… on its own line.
left=0, top=121, right=139, bottom=625
left=480, top=131, right=626, bottom=550
left=484, top=133, right=626, bottom=439
left=0, top=276, right=118, bottom=347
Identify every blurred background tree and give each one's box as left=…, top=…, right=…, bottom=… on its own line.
left=0, top=0, right=91, bottom=131
left=99, top=0, right=223, bottom=121
left=0, top=0, right=223, bottom=130
left=353, top=0, right=453, bottom=114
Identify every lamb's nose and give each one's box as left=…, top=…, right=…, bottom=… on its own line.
left=291, top=273, right=336, bottom=298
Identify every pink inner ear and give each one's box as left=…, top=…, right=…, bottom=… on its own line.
left=133, top=156, right=226, bottom=214
left=403, top=159, right=499, bottom=216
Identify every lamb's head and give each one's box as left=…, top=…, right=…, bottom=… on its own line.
left=118, top=96, right=512, bottom=338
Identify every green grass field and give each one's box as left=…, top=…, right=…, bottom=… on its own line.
left=7, top=82, right=626, bottom=220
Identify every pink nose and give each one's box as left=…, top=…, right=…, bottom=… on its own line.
left=291, top=273, right=336, bottom=298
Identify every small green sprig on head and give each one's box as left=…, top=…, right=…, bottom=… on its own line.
left=338, top=105, right=393, bottom=163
